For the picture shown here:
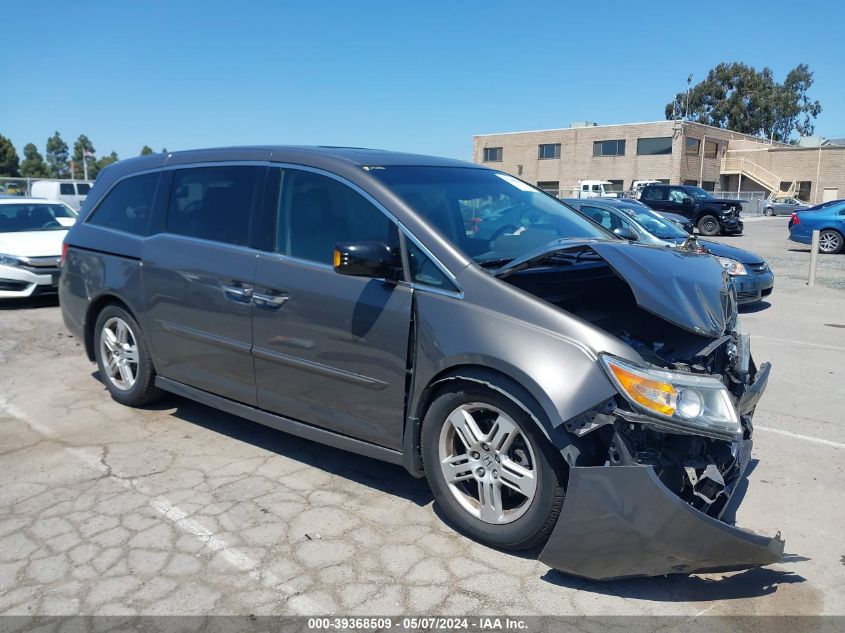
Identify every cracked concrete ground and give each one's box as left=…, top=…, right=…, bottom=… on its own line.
left=0, top=218, right=842, bottom=616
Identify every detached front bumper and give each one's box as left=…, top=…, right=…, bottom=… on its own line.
left=538, top=464, right=784, bottom=580
left=540, top=360, right=782, bottom=580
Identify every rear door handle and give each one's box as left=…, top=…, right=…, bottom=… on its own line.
left=254, top=291, right=289, bottom=310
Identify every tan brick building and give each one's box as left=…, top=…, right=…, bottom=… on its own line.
left=472, top=120, right=845, bottom=204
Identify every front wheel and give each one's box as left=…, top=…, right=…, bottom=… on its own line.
left=421, top=384, right=566, bottom=551
left=94, top=305, right=164, bottom=407
left=819, top=230, right=844, bottom=254
left=763, top=207, right=774, bottom=216
left=697, top=214, right=721, bottom=236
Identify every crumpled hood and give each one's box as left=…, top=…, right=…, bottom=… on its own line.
left=588, top=241, right=733, bottom=337
left=496, top=238, right=734, bottom=338
left=589, top=241, right=735, bottom=337
left=0, top=230, right=69, bottom=257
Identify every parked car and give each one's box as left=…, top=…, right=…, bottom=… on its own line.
left=60, top=147, right=782, bottom=580
left=0, top=197, right=76, bottom=298
left=763, top=196, right=808, bottom=217
left=789, top=200, right=845, bottom=254
left=30, top=179, right=93, bottom=211
left=565, top=198, right=774, bottom=305
left=639, top=184, right=743, bottom=236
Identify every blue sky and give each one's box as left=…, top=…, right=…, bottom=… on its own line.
left=3, top=0, right=844, bottom=161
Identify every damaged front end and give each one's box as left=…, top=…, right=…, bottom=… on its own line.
left=498, top=241, right=784, bottom=579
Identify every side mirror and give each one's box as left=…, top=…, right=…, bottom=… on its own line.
left=613, top=227, right=638, bottom=241
left=333, top=241, right=401, bottom=280
left=681, top=195, right=694, bottom=204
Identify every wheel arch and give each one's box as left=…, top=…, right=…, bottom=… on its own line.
left=402, top=364, right=573, bottom=477
left=83, top=293, right=137, bottom=362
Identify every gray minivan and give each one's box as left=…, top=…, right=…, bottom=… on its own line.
left=59, top=147, right=783, bottom=579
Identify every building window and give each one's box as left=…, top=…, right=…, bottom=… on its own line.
left=683, top=179, right=698, bottom=186
left=702, top=181, right=716, bottom=192
left=483, top=147, right=502, bottom=162
left=606, top=179, right=624, bottom=192
left=685, top=138, right=701, bottom=156
left=796, top=181, right=812, bottom=201
left=593, top=139, right=626, bottom=157
left=538, top=144, right=561, bottom=160
left=704, top=140, right=719, bottom=159
left=637, top=137, right=673, bottom=155
left=537, top=181, right=560, bottom=196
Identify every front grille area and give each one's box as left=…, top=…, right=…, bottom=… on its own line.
left=747, top=262, right=768, bottom=273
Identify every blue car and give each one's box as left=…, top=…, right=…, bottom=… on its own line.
left=788, top=200, right=845, bottom=254
left=565, top=198, right=774, bottom=305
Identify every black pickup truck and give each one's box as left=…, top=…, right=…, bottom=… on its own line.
left=640, top=184, right=744, bottom=236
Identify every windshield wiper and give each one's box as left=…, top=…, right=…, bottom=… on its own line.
left=494, top=250, right=599, bottom=279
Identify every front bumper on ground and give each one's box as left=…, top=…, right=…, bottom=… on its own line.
left=538, top=464, right=784, bottom=580
left=0, top=264, right=60, bottom=298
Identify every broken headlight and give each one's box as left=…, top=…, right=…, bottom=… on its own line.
left=600, top=354, right=741, bottom=441
left=716, top=257, right=747, bottom=276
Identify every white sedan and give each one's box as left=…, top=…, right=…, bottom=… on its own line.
left=0, top=197, right=77, bottom=299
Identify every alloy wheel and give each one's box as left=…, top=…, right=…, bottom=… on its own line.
left=819, top=231, right=841, bottom=253
left=703, top=219, right=718, bottom=233
left=438, top=403, right=537, bottom=524
left=99, top=317, right=139, bottom=391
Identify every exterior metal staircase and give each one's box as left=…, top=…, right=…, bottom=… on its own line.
left=720, top=156, right=796, bottom=199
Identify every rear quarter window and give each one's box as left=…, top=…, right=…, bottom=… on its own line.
left=86, top=172, right=160, bottom=236
left=60, top=183, right=75, bottom=195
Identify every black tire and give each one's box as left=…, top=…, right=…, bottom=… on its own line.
left=697, top=214, right=721, bottom=236
left=819, top=229, right=844, bottom=254
left=93, top=304, right=164, bottom=407
left=763, top=207, right=773, bottom=216
left=421, top=383, right=566, bottom=551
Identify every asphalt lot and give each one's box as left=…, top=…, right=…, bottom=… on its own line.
left=0, top=216, right=843, bottom=616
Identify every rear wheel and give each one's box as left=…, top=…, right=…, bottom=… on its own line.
left=819, top=229, right=844, bottom=254
left=421, top=384, right=566, bottom=551
left=697, top=214, right=720, bottom=236
left=94, top=305, right=164, bottom=407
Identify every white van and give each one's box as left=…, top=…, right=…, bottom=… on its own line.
left=630, top=180, right=663, bottom=199
left=575, top=180, right=620, bottom=198
left=29, top=180, right=93, bottom=211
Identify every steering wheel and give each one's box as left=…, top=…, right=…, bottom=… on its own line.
left=489, top=224, right=518, bottom=243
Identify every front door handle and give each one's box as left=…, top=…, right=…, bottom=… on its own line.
left=254, top=291, right=289, bottom=310
left=223, top=284, right=253, bottom=303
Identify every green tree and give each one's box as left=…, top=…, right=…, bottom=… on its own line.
left=45, top=131, right=69, bottom=178
left=72, top=134, right=96, bottom=179
left=140, top=145, right=154, bottom=155
left=161, top=147, right=168, bottom=154
left=94, top=151, right=119, bottom=177
left=0, top=135, right=20, bottom=176
left=665, top=62, right=822, bottom=142
left=19, top=143, right=50, bottom=178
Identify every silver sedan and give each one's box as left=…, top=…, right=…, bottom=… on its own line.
left=763, top=197, right=809, bottom=216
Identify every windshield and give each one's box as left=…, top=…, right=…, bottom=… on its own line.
left=0, top=203, right=77, bottom=233
left=686, top=187, right=712, bottom=199
left=616, top=205, right=689, bottom=240
left=370, top=166, right=611, bottom=264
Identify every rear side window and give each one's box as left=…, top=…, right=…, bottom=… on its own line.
left=87, top=172, right=159, bottom=235
left=60, top=183, right=75, bottom=195
left=641, top=187, right=665, bottom=201
left=166, top=166, right=258, bottom=246
left=77, top=183, right=91, bottom=195
left=275, top=169, right=397, bottom=265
